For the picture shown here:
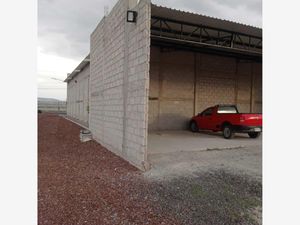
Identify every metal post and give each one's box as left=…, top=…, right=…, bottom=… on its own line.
left=159, top=20, right=162, bottom=36
left=231, top=34, right=235, bottom=48
left=180, top=23, right=183, bottom=39
left=200, top=27, right=202, bottom=42
left=248, top=37, right=252, bottom=50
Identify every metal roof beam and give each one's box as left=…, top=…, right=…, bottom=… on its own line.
left=151, top=16, right=262, bottom=54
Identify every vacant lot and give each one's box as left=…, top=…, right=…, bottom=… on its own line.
left=38, top=114, right=261, bottom=225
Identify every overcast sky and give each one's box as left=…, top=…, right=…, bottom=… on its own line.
left=38, top=0, right=262, bottom=100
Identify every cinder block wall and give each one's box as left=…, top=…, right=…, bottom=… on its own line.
left=90, top=0, right=151, bottom=170
left=149, top=46, right=262, bottom=130
left=252, top=63, right=262, bottom=113
left=66, top=64, right=90, bottom=127
left=197, top=53, right=236, bottom=113
left=149, top=47, right=195, bottom=130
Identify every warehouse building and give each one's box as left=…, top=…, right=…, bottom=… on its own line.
left=65, top=55, right=90, bottom=127
left=65, top=0, right=262, bottom=170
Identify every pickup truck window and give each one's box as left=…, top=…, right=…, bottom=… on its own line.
left=203, top=108, right=213, bottom=116
left=217, top=106, right=238, bottom=114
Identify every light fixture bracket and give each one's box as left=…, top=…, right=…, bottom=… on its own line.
left=127, top=10, right=138, bottom=23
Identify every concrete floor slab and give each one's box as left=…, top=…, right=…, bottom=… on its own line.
left=146, top=145, right=262, bottom=180
left=146, top=131, right=262, bottom=180
left=148, top=130, right=262, bottom=154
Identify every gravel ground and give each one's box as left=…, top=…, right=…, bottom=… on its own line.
left=147, top=170, right=262, bottom=225
left=38, top=114, right=179, bottom=225
left=38, top=114, right=262, bottom=225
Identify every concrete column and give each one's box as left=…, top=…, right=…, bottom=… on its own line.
left=121, top=0, right=131, bottom=158
left=250, top=62, right=255, bottom=113
left=234, top=58, right=239, bottom=105
left=193, top=52, right=198, bottom=116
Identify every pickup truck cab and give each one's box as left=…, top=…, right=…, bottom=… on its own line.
left=190, top=105, right=262, bottom=139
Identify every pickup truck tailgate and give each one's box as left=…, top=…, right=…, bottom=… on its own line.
left=240, top=114, right=262, bottom=126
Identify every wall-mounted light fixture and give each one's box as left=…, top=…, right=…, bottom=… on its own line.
left=127, top=10, right=137, bottom=23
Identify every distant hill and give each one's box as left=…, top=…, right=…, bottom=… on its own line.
left=38, top=97, right=65, bottom=103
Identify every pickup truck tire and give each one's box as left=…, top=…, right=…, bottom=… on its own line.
left=248, top=132, right=261, bottom=138
left=190, top=121, right=199, bottom=133
left=223, top=125, right=234, bottom=139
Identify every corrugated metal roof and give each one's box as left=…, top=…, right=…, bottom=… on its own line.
left=151, top=4, right=262, bottom=38
left=64, top=54, right=90, bottom=83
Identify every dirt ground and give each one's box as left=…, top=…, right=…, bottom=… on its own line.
left=38, top=114, right=262, bottom=225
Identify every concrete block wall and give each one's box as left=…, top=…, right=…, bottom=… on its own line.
left=236, top=61, right=252, bottom=113
left=90, top=0, right=151, bottom=170
left=149, top=47, right=194, bottom=130
left=149, top=46, right=262, bottom=131
left=253, top=63, right=262, bottom=113
left=66, top=63, right=90, bottom=127
left=197, top=53, right=236, bottom=113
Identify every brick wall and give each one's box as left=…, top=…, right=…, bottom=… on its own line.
left=149, top=46, right=262, bottom=130
left=67, top=63, right=90, bottom=127
left=90, top=0, right=151, bottom=170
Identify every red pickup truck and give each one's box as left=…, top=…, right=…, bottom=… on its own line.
left=190, top=105, right=262, bottom=139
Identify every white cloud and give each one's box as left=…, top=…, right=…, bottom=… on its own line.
left=37, top=47, right=80, bottom=100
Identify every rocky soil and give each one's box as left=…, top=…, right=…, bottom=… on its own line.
left=38, top=114, right=261, bottom=225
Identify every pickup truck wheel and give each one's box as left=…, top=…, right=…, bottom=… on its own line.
left=223, top=125, right=233, bottom=139
left=248, top=132, right=261, bottom=138
left=190, top=121, right=199, bottom=132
